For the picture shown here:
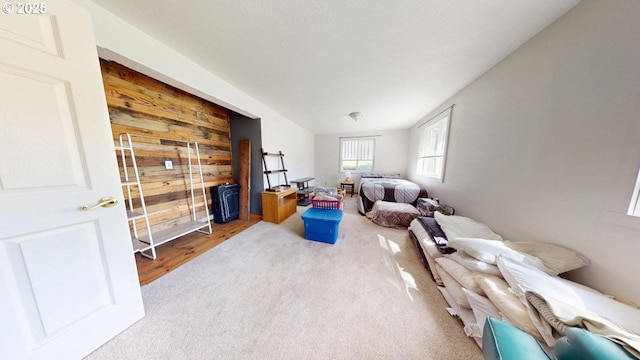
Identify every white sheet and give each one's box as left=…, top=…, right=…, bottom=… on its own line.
left=497, top=256, right=640, bottom=356
left=463, top=288, right=502, bottom=340
left=434, top=212, right=503, bottom=241
left=438, top=286, right=483, bottom=348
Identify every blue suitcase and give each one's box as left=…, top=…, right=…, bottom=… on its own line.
left=211, top=183, right=239, bottom=223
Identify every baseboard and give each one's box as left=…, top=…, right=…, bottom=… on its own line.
left=250, top=213, right=263, bottom=221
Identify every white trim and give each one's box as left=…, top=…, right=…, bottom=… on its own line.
left=339, top=137, right=376, bottom=173
left=338, top=134, right=381, bottom=139
left=418, top=105, right=455, bottom=129
left=627, top=167, right=640, bottom=217
left=416, top=106, right=453, bottom=181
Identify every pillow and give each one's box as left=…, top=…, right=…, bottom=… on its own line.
left=445, top=251, right=502, bottom=277
left=381, top=173, right=402, bottom=179
left=435, top=257, right=485, bottom=295
left=434, top=212, right=503, bottom=241
left=436, top=264, right=470, bottom=309
left=448, top=238, right=549, bottom=273
left=496, top=256, right=601, bottom=303
left=473, top=272, right=544, bottom=342
left=505, top=242, right=589, bottom=275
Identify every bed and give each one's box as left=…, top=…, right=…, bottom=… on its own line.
left=357, top=173, right=428, bottom=214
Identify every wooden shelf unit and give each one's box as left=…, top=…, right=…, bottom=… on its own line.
left=261, top=149, right=288, bottom=190
left=261, top=187, right=297, bottom=224
left=290, top=177, right=314, bottom=206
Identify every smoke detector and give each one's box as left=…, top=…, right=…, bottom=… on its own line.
left=349, top=112, right=363, bottom=122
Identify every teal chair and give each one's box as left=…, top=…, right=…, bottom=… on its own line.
left=482, top=316, right=636, bottom=360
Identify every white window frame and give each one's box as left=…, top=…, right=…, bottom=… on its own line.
left=628, top=167, right=640, bottom=217
left=604, top=166, right=640, bottom=230
left=416, top=107, right=452, bottom=181
left=340, top=137, right=376, bottom=173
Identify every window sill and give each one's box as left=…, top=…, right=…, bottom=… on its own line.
left=603, top=210, right=640, bottom=231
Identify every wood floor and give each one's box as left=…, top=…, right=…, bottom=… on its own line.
left=135, top=216, right=261, bottom=285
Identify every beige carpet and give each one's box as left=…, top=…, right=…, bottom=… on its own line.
left=86, top=197, right=482, bottom=360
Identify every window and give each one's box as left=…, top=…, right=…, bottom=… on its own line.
left=628, top=167, right=640, bottom=217
left=340, top=137, right=375, bottom=172
left=416, top=107, right=452, bottom=180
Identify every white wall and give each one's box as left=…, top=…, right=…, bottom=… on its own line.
left=72, top=0, right=314, bottom=185
left=408, top=0, right=640, bottom=302
left=315, top=129, right=409, bottom=189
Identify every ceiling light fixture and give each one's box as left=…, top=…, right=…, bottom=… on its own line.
left=349, top=112, right=363, bottom=122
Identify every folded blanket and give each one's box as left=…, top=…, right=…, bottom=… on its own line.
left=312, top=192, right=342, bottom=201
left=497, top=256, right=640, bottom=358
left=524, top=290, right=640, bottom=359
left=416, top=217, right=455, bottom=254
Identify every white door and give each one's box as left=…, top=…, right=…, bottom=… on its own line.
left=0, top=1, right=144, bottom=359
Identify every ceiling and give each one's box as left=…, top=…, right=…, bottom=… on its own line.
left=91, top=0, right=580, bottom=135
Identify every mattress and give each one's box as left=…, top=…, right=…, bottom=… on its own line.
left=409, top=218, right=444, bottom=286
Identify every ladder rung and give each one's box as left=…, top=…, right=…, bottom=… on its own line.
left=127, top=211, right=145, bottom=220
left=121, top=181, right=138, bottom=186
left=114, top=145, right=132, bottom=151
left=265, top=170, right=288, bottom=174
left=263, top=152, right=284, bottom=156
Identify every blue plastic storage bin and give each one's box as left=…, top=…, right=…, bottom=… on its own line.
left=301, top=208, right=343, bottom=244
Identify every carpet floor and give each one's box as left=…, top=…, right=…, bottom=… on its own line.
left=86, top=197, right=482, bottom=360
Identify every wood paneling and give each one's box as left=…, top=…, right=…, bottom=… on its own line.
left=100, top=59, right=233, bottom=242
left=239, top=139, right=251, bottom=221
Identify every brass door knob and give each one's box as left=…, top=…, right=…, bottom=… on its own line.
left=80, top=196, right=119, bottom=211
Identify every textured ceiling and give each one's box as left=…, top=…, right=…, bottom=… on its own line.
left=90, top=0, right=579, bottom=134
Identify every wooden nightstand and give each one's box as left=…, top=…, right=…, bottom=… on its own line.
left=261, top=187, right=297, bottom=224
left=340, top=182, right=355, bottom=197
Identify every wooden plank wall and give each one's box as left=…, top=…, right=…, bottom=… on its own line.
left=100, top=59, right=233, bottom=236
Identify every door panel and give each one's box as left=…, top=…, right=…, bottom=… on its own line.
left=0, top=67, right=85, bottom=191
left=2, top=222, right=112, bottom=345
left=0, top=14, right=61, bottom=56
left=0, top=1, right=144, bottom=359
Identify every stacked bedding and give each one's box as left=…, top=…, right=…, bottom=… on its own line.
left=409, top=212, right=640, bottom=358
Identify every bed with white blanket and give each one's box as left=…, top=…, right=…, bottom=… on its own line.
left=409, top=213, right=640, bottom=358
left=357, top=173, right=428, bottom=215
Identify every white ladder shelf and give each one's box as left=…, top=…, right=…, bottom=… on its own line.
left=115, top=133, right=212, bottom=260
